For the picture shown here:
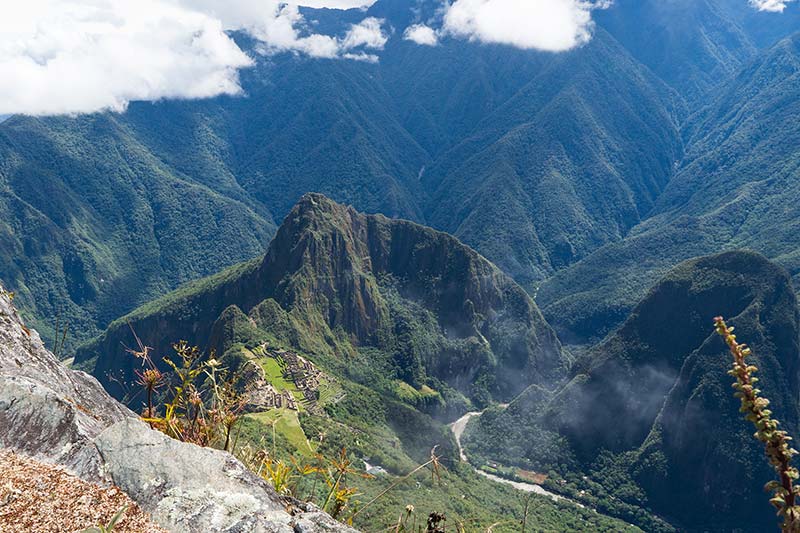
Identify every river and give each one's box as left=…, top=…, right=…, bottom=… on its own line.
left=449, top=410, right=574, bottom=504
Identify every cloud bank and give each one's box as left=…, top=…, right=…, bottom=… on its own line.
left=0, top=0, right=384, bottom=116
left=0, top=0, right=253, bottom=116
left=440, top=0, right=602, bottom=52
left=749, top=0, right=795, bottom=11
left=403, top=24, right=439, bottom=46
left=3, top=0, right=794, bottom=116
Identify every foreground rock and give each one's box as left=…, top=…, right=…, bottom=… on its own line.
left=0, top=449, right=168, bottom=533
left=0, top=289, right=357, bottom=533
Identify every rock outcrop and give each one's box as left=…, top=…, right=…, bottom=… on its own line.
left=0, top=288, right=357, bottom=533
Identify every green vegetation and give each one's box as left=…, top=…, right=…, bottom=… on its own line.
left=74, top=195, right=645, bottom=530
left=7, top=4, right=800, bottom=531
left=468, top=251, right=800, bottom=532
left=0, top=114, right=275, bottom=351
left=129, top=340, right=245, bottom=451
left=0, top=4, right=699, bottom=348
left=245, top=410, right=311, bottom=456
left=76, top=193, right=567, bottom=408
left=540, top=34, right=800, bottom=345
left=714, top=316, right=800, bottom=532
left=125, top=333, right=637, bottom=531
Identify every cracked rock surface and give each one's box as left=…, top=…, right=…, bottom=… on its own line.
left=0, top=290, right=357, bottom=533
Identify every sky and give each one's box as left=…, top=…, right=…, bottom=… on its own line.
left=0, top=0, right=794, bottom=116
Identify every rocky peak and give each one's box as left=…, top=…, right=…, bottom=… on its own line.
left=555, top=251, right=800, bottom=529
left=77, top=194, right=566, bottom=407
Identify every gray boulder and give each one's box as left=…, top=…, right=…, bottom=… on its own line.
left=0, top=288, right=357, bottom=533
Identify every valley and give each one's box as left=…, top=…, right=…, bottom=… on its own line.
left=3, top=0, right=800, bottom=531
left=450, top=408, right=570, bottom=504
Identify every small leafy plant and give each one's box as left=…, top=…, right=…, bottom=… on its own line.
left=714, top=316, right=800, bottom=532
left=129, top=333, right=245, bottom=451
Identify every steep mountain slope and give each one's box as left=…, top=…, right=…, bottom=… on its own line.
left=0, top=114, right=275, bottom=347
left=716, top=0, right=800, bottom=48
left=423, top=29, right=683, bottom=285
left=466, top=251, right=800, bottom=532
left=76, top=193, right=567, bottom=407
left=68, top=195, right=653, bottom=531
left=0, top=287, right=357, bottom=533
left=540, top=33, right=800, bottom=344
left=0, top=0, right=691, bottom=346
left=595, top=0, right=755, bottom=101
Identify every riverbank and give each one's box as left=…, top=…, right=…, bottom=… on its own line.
left=449, top=409, right=575, bottom=504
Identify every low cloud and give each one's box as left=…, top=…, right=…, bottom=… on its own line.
left=297, top=0, right=375, bottom=6
left=403, top=24, right=439, bottom=46
left=441, top=0, right=606, bottom=52
left=343, top=52, right=380, bottom=63
left=0, top=0, right=385, bottom=116
left=341, top=17, right=389, bottom=50
left=0, top=0, right=252, bottom=116
left=749, top=0, right=795, bottom=11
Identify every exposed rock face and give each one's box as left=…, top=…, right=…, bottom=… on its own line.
left=0, top=289, right=130, bottom=482
left=0, top=289, right=357, bottom=533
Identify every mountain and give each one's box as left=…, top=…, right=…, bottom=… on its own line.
left=70, top=195, right=648, bottom=531
left=715, top=0, right=800, bottom=48
left=0, top=1, right=688, bottom=347
left=422, top=29, right=683, bottom=285
left=0, top=285, right=357, bottom=532
left=466, top=251, right=800, bottom=532
left=0, top=113, right=275, bottom=347
left=77, top=193, right=567, bottom=409
left=539, top=32, right=800, bottom=344
left=595, top=0, right=755, bottom=101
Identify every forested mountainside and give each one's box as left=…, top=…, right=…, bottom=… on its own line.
left=0, top=115, right=276, bottom=347
left=76, top=193, right=567, bottom=406
left=539, top=32, right=800, bottom=344
left=466, top=251, right=800, bottom=532
left=0, top=0, right=705, bottom=348
left=70, top=195, right=641, bottom=530
left=422, top=28, right=682, bottom=285
left=4, top=0, right=800, bottom=530
left=4, top=0, right=800, bottom=352
left=594, top=0, right=755, bottom=101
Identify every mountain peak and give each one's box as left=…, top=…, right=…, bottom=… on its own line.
left=295, top=191, right=345, bottom=213
left=470, top=250, right=800, bottom=531
left=79, top=195, right=567, bottom=406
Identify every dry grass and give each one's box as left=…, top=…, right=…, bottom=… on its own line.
left=0, top=450, right=166, bottom=533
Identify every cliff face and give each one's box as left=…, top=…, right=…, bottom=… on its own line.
left=553, top=252, right=800, bottom=461
left=466, top=251, right=800, bottom=532
left=0, top=288, right=356, bottom=533
left=78, top=193, right=567, bottom=406
left=629, top=253, right=800, bottom=531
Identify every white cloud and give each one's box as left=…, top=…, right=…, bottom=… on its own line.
left=343, top=52, right=380, bottom=63
left=178, top=1, right=383, bottom=57
left=342, top=17, right=388, bottom=50
left=0, top=0, right=386, bottom=116
left=441, top=0, right=605, bottom=52
left=403, top=24, right=439, bottom=46
left=0, top=0, right=252, bottom=116
left=749, top=0, right=795, bottom=11
left=296, top=0, right=375, bottom=7
left=234, top=3, right=342, bottom=57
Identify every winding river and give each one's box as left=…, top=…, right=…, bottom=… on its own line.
left=449, top=410, right=573, bottom=504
